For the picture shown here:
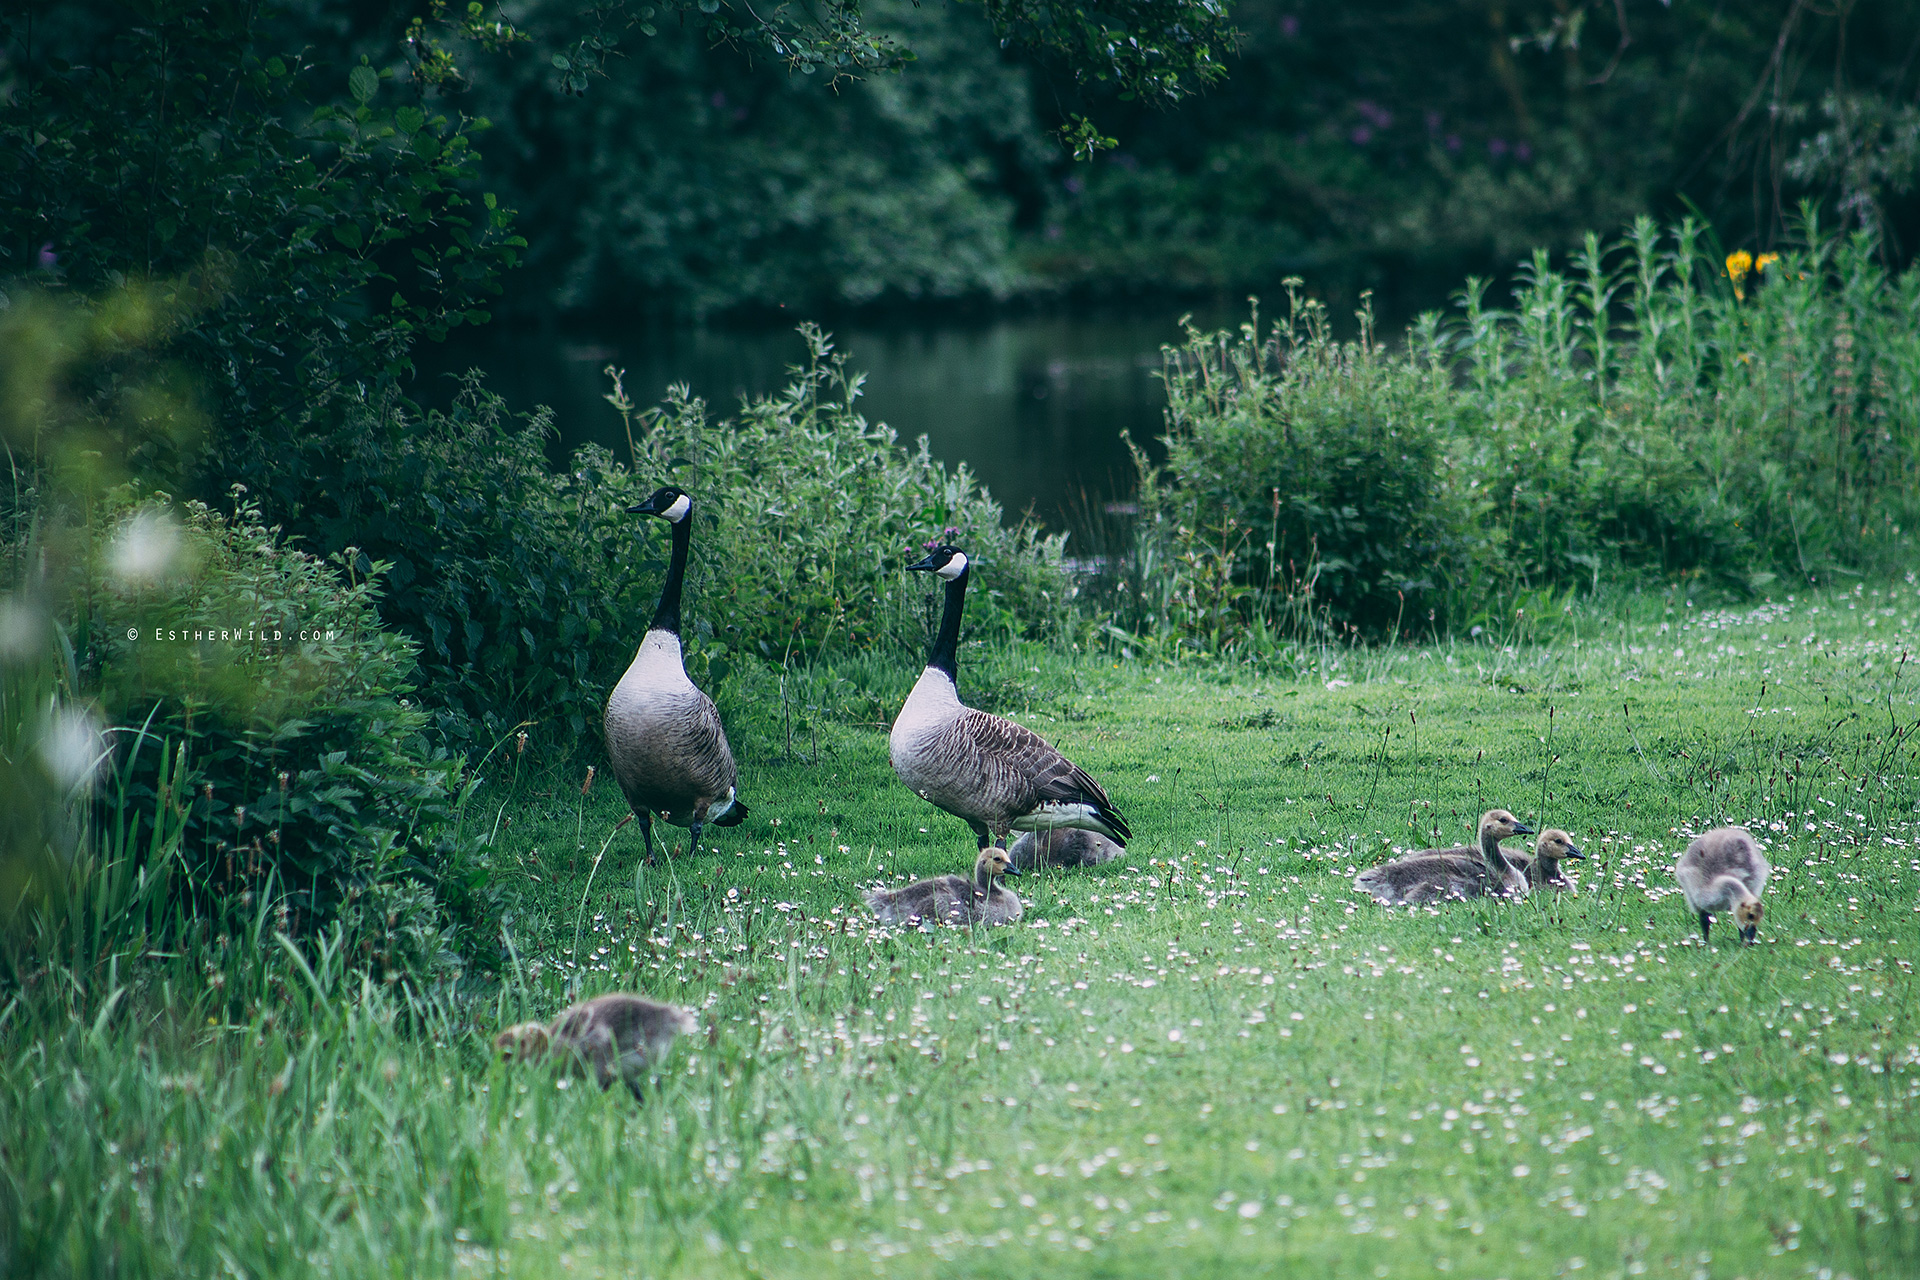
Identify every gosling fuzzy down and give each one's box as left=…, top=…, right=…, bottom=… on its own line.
left=1353, top=808, right=1536, bottom=905
left=494, top=993, right=698, bottom=1099
left=1008, top=827, right=1125, bottom=870
left=1507, top=828, right=1586, bottom=892
left=1674, top=826, right=1770, bottom=945
left=865, top=846, right=1024, bottom=928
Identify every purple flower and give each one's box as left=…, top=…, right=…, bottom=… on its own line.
left=1064, top=175, right=1085, bottom=194
left=37, top=242, right=57, bottom=270
left=1488, top=137, right=1509, bottom=157
left=1515, top=142, right=1532, bottom=162
left=1357, top=100, right=1393, bottom=128
left=1349, top=125, right=1372, bottom=146
left=1425, top=110, right=1443, bottom=135
left=1280, top=15, right=1299, bottom=37
left=1445, top=134, right=1462, bottom=152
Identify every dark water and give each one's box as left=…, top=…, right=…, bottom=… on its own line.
left=415, top=307, right=1243, bottom=530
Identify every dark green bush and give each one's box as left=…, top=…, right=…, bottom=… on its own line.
left=621, top=325, right=1073, bottom=669
left=50, top=488, right=505, bottom=975
left=1134, top=293, right=1485, bottom=640
left=1130, top=214, right=1920, bottom=649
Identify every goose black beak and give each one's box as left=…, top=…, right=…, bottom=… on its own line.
left=1513, top=822, right=1536, bottom=836
left=1739, top=924, right=1758, bottom=945
left=1000, top=864, right=1023, bottom=877
left=1564, top=844, right=1585, bottom=859
left=905, top=552, right=940, bottom=572
left=628, top=495, right=664, bottom=517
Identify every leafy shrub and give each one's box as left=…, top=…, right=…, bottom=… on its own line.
left=621, top=325, right=1073, bottom=670
left=28, top=488, right=505, bottom=975
left=1134, top=292, right=1484, bottom=641
left=1128, top=214, right=1920, bottom=649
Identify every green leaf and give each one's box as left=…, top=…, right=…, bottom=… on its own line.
left=332, top=222, right=364, bottom=250
left=348, top=65, right=379, bottom=104
left=396, top=106, right=425, bottom=134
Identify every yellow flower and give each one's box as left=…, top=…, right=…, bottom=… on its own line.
left=1755, top=252, right=1779, bottom=272
left=1725, top=250, right=1753, bottom=299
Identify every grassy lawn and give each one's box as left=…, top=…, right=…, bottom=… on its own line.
left=10, top=582, right=1920, bottom=1279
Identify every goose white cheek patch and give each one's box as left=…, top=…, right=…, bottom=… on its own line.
left=935, top=552, right=968, bottom=580
left=664, top=494, right=692, bottom=523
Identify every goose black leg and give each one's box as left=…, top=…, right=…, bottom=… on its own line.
left=638, top=812, right=657, bottom=865
left=1697, top=910, right=1712, bottom=944
left=968, top=820, right=992, bottom=852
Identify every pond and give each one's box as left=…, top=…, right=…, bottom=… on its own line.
left=416, top=306, right=1246, bottom=533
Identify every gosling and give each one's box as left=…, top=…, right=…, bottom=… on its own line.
left=1353, top=808, right=1535, bottom=905
left=1674, top=826, right=1769, bottom=945
left=1507, top=828, right=1586, bottom=892
left=865, top=846, right=1024, bottom=927
left=494, top=993, right=698, bottom=1099
left=1008, top=828, right=1124, bottom=871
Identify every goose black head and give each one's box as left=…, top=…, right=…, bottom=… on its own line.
left=906, top=544, right=970, bottom=582
left=629, top=486, right=693, bottom=523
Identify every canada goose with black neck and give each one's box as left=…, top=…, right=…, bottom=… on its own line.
left=889, top=544, right=1130, bottom=852
left=603, top=486, right=745, bottom=861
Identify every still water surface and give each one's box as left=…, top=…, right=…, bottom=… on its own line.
left=419, top=307, right=1241, bottom=530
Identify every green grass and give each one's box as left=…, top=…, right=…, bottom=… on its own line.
left=8, top=581, right=1920, bottom=1279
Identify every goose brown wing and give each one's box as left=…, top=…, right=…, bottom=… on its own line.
left=954, top=709, right=1130, bottom=840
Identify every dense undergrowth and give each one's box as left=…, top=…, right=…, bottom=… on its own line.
left=1107, top=213, right=1920, bottom=650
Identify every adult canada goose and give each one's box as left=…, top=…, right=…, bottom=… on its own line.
left=1507, top=828, right=1586, bottom=892
left=494, top=993, right=698, bottom=1099
left=604, top=486, right=746, bottom=861
left=890, top=544, right=1130, bottom=851
left=1008, top=828, right=1125, bottom=870
left=1353, top=808, right=1535, bottom=905
left=865, top=846, right=1024, bottom=927
left=1674, top=826, right=1770, bottom=945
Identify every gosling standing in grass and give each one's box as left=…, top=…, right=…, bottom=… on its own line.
left=890, top=544, right=1130, bottom=852
left=865, top=846, right=1024, bottom=927
left=1674, top=825, right=1769, bottom=945
left=604, top=486, right=746, bottom=862
left=1353, top=808, right=1535, bottom=904
left=495, top=993, right=698, bottom=1100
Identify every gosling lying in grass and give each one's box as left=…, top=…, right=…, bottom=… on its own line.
left=1507, top=828, right=1586, bottom=892
left=865, top=846, right=1024, bottom=927
left=1008, top=828, right=1124, bottom=870
left=1353, top=808, right=1535, bottom=904
left=495, top=993, right=698, bottom=1099
left=1674, top=825, right=1770, bottom=945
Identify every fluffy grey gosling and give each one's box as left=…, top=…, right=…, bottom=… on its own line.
left=1674, top=826, right=1769, bottom=945
left=865, top=846, right=1025, bottom=927
left=1508, top=828, right=1586, bottom=891
left=604, top=486, right=746, bottom=861
left=1008, top=828, right=1125, bottom=870
left=890, top=545, right=1129, bottom=852
left=1353, top=808, right=1536, bottom=904
left=495, top=993, right=698, bottom=1100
